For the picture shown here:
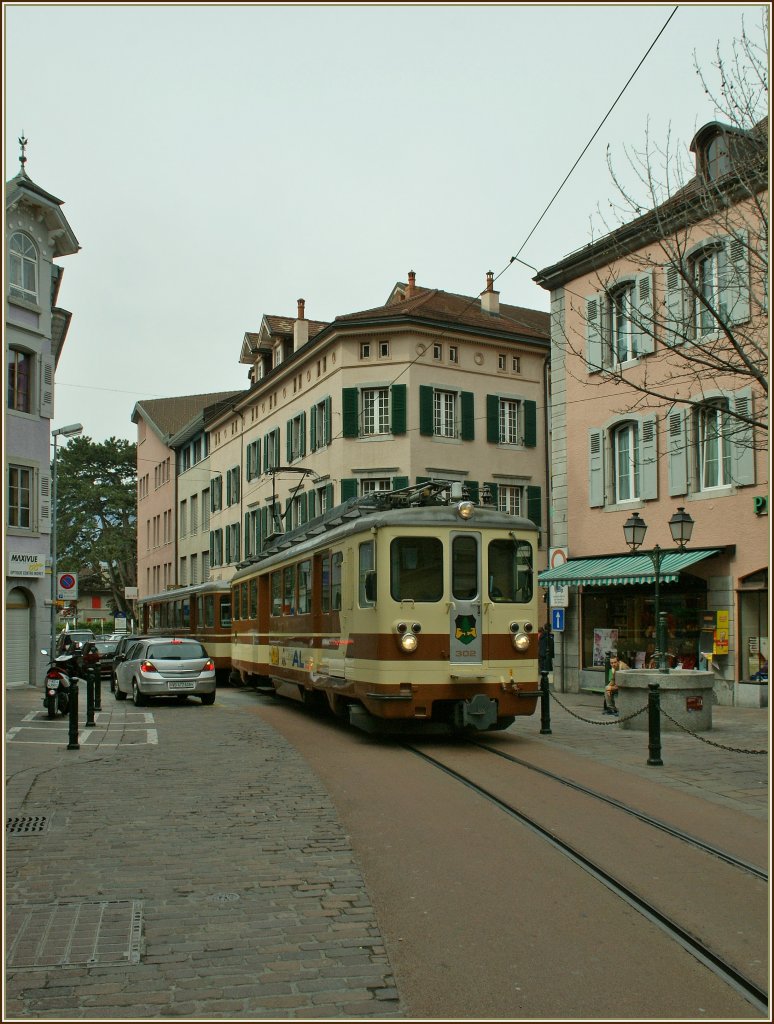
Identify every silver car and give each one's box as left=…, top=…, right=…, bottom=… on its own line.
left=114, top=637, right=216, bottom=706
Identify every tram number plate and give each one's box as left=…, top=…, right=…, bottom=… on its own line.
left=170, top=681, right=195, bottom=689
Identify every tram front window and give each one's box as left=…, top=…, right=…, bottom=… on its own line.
left=390, top=537, right=443, bottom=602
left=488, top=539, right=533, bottom=602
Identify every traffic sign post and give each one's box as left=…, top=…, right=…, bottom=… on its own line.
left=56, top=572, right=78, bottom=601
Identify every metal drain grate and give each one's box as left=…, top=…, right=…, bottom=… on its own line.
left=6, top=815, right=51, bottom=836
left=6, top=900, right=143, bottom=970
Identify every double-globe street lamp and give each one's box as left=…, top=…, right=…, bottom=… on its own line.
left=622, top=506, right=695, bottom=674
left=50, top=423, right=83, bottom=658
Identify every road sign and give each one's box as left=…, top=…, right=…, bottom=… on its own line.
left=56, top=572, right=78, bottom=600
left=551, top=608, right=565, bottom=632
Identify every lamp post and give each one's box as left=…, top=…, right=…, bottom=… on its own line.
left=622, top=507, right=695, bottom=674
left=50, top=423, right=83, bottom=658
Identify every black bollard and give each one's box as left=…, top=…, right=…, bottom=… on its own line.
left=67, top=679, right=80, bottom=750
left=647, top=682, right=663, bottom=766
left=85, top=670, right=95, bottom=728
left=539, top=672, right=552, bottom=735
left=93, top=665, right=102, bottom=712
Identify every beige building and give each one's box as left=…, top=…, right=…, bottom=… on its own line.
left=204, top=273, right=550, bottom=584
left=535, top=118, right=768, bottom=704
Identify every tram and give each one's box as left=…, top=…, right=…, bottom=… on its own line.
left=137, top=580, right=233, bottom=682
left=229, top=480, right=542, bottom=734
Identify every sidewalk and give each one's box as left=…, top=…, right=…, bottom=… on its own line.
left=519, top=688, right=769, bottom=819
left=4, top=684, right=403, bottom=1020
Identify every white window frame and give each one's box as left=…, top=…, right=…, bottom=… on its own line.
left=693, top=245, right=725, bottom=338
left=9, top=232, right=38, bottom=303
left=8, top=464, right=33, bottom=530
left=612, top=422, right=640, bottom=503
left=8, top=348, right=33, bottom=413
left=498, top=484, right=523, bottom=517
left=499, top=398, right=520, bottom=445
left=611, top=283, right=638, bottom=363
left=697, top=401, right=732, bottom=490
left=433, top=389, right=457, bottom=438
left=362, top=388, right=390, bottom=436
left=360, top=478, right=391, bottom=494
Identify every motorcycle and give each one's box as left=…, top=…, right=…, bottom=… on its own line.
left=41, top=649, right=84, bottom=719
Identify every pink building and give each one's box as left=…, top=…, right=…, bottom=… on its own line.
left=535, top=118, right=768, bottom=704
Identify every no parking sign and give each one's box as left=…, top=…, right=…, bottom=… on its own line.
left=56, top=572, right=78, bottom=601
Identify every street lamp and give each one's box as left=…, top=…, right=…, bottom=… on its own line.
left=622, top=507, right=695, bottom=673
left=50, top=423, right=83, bottom=657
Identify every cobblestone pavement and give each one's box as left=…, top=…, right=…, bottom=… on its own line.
left=4, top=686, right=403, bottom=1019
left=518, top=689, right=769, bottom=819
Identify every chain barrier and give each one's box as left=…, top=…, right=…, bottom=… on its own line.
left=658, top=705, right=768, bottom=755
left=548, top=690, right=648, bottom=726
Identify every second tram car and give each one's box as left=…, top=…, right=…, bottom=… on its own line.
left=230, top=481, right=541, bottom=734
left=138, top=580, right=233, bottom=682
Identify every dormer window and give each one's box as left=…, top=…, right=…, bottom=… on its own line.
left=704, top=134, right=731, bottom=180
left=9, top=232, right=38, bottom=303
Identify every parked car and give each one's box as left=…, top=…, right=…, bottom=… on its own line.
left=110, top=634, right=148, bottom=692
left=93, top=640, right=120, bottom=681
left=114, top=637, right=216, bottom=706
left=56, top=630, right=96, bottom=655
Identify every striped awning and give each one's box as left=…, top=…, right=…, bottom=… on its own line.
left=538, top=549, right=721, bottom=588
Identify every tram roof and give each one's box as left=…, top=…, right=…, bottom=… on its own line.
left=138, top=579, right=230, bottom=604
left=232, top=483, right=537, bottom=580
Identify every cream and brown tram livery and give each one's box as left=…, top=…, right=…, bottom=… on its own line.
left=230, top=480, right=541, bottom=734
left=137, top=581, right=233, bottom=682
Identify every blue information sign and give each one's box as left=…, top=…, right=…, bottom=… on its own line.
left=551, top=608, right=565, bottom=632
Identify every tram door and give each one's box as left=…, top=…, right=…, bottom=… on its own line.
left=450, top=533, right=482, bottom=663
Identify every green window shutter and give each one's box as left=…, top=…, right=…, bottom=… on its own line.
left=325, top=397, right=332, bottom=446
left=635, top=271, right=655, bottom=355
left=342, top=388, right=359, bottom=437
left=263, top=435, right=269, bottom=469
left=325, top=482, right=334, bottom=510
left=486, top=394, right=499, bottom=443
left=255, top=440, right=261, bottom=476
left=235, top=523, right=241, bottom=562
left=416, top=476, right=431, bottom=485
left=300, top=412, right=307, bottom=457
left=589, top=429, right=605, bottom=507
left=731, top=387, right=755, bottom=485
left=226, top=472, right=232, bottom=506
left=341, top=478, right=358, bottom=502
left=310, top=405, right=317, bottom=451
left=667, top=409, right=688, bottom=496
left=392, top=476, right=409, bottom=491
left=467, top=480, right=479, bottom=503
left=461, top=391, right=475, bottom=441
left=244, top=513, right=250, bottom=556
left=487, top=482, right=499, bottom=507
left=300, top=492, right=309, bottom=525
left=419, top=385, right=434, bottom=436
left=246, top=446, right=252, bottom=482
left=527, top=486, right=542, bottom=529
left=286, top=419, right=293, bottom=463
left=233, top=469, right=240, bottom=503
left=225, top=527, right=231, bottom=564
left=391, top=384, right=407, bottom=435
left=523, top=400, right=537, bottom=448
left=639, top=415, right=658, bottom=500
left=209, top=531, right=215, bottom=564
left=663, top=264, right=685, bottom=347
left=724, top=231, right=751, bottom=325
left=585, top=293, right=605, bottom=372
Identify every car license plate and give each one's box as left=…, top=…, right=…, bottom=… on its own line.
left=170, top=681, right=195, bottom=689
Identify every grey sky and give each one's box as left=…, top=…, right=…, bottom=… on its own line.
left=4, top=2, right=767, bottom=443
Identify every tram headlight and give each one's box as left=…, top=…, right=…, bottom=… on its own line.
left=456, top=501, right=475, bottom=520
left=512, top=631, right=530, bottom=652
left=400, top=632, right=418, bottom=653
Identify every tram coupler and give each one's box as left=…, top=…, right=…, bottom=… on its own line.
left=539, top=672, right=552, bottom=735
left=453, top=694, right=498, bottom=731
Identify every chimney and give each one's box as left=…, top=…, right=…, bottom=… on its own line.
left=406, top=270, right=416, bottom=299
left=480, top=270, right=499, bottom=314
left=294, top=298, right=309, bottom=351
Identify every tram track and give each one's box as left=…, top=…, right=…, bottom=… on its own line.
left=471, top=740, right=768, bottom=881
left=404, top=742, right=769, bottom=1017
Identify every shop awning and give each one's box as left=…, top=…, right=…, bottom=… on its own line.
left=538, top=549, right=721, bottom=588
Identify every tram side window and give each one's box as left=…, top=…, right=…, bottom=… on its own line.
left=241, top=583, right=248, bottom=621
left=488, top=539, right=533, bottom=603
left=271, top=572, right=282, bottom=615
left=390, top=537, right=443, bottom=602
left=249, top=579, right=258, bottom=619
left=182, top=600, right=190, bottom=628
left=160, top=603, right=168, bottom=628
left=153, top=605, right=161, bottom=629
left=322, top=555, right=331, bottom=612
left=220, top=598, right=232, bottom=628
left=331, top=551, right=343, bottom=610
left=204, top=595, right=214, bottom=628
left=298, top=559, right=312, bottom=614
left=283, top=565, right=296, bottom=614
left=359, top=541, right=375, bottom=607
